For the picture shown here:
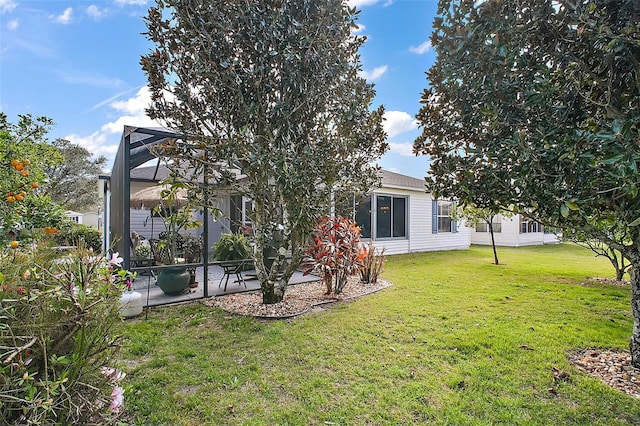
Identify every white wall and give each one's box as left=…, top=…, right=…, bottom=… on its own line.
left=369, top=187, right=471, bottom=255
left=470, top=214, right=560, bottom=247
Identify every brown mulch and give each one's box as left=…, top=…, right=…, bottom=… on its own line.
left=583, top=277, right=630, bottom=287
left=568, top=349, right=640, bottom=398
left=202, top=277, right=391, bottom=319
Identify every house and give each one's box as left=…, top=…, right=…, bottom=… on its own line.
left=66, top=210, right=101, bottom=228
left=469, top=213, right=560, bottom=247
left=102, top=126, right=471, bottom=270
left=351, top=170, right=470, bottom=255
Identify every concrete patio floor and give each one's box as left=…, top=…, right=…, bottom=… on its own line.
left=130, top=265, right=318, bottom=307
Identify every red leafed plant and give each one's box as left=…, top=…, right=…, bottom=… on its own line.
left=302, top=215, right=366, bottom=295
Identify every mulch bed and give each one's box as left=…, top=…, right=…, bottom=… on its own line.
left=202, top=277, right=391, bottom=319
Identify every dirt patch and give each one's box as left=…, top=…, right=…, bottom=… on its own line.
left=202, top=277, right=391, bottom=319
left=568, top=348, right=640, bottom=398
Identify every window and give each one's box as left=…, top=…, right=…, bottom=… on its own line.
left=520, top=217, right=541, bottom=233
left=432, top=200, right=458, bottom=233
left=475, top=216, right=502, bottom=233
left=355, top=194, right=407, bottom=239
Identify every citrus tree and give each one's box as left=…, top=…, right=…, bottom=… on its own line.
left=0, top=113, right=67, bottom=245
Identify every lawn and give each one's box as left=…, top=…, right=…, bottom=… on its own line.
left=118, top=244, right=640, bottom=425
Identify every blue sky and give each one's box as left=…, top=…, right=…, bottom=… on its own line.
left=0, top=0, right=438, bottom=178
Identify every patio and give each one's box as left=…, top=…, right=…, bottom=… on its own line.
left=130, top=263, right=318, bottom=307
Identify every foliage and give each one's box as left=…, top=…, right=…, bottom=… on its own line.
left=302, top=216, right=365, bottom=295
left=54, top=223, right=103, bottom=253
left=414, top=0, right=640, bottom=363
left=563, top=227, right=631, bottom=281
left=459, top=204, right=513, bottom=265
left=0, top=244, right=128, bottom=425
left=117, top=244, right=640, bottom=425
left=0, top=114, right=65, bottom=244
left=182, top=233, right=203, bottom=264
left=134, top=243, right=152, bottom=260
left=153, top=179, right=202, bottom=265
left=211, top=233, right=251, bottom=262
left=44, top=138, right=107, bottom=212
left=141, top=0, right=388, bottom=304
left=359, top=241, right=385, bottom=285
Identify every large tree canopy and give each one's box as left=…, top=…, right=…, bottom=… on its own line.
left=44, top=139, right=107, bottom=212
left=414, top=0, right=640, bottom=363
left=141, top=0, right=387, bottom=303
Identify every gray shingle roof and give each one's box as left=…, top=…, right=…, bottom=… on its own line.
left=129, top=165, right=426, bottom=191
left=379, top=169, right=426, bottom=191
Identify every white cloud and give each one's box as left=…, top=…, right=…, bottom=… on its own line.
left=52, top=7, right=73, bottom=25
left=359, top=65, right=387, bottom=81
left=347, top=0, right=393, bottom=6
left=388, top=142, right=415, bottom=157
left=65, top=130, right=115, bottom=159
left=0, top=0, right=17, bottom=14
left=7, top=18, right=18, bottom=30
left=87, top=5, right=107, bottom=20
left=57, top=68, right=125, bottom=89
left=409, top=40, right=431, bottom=55
left=65, top=86, right=165, bottom=163
left=115, top=0, right=147, bottom=5
left=383, top=110, right=418, bottom=138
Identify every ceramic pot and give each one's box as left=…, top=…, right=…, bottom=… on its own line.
left=156, top=266, right=191, bottom=295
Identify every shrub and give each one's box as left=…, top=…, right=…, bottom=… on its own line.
left=302, top=216, right=365, bottom=295
left=182, top=234, right=204, bottom=263
left=359, top=241, right=385, bottom=284
left=54, top=223, right=103, bottom=252
left=211, top=233, right=251, bottom=261
left=0, top=244, right=128, bottom=425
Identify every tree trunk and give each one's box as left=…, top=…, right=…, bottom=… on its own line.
left=261, top=280, right=286, bottom=304
left=630, top=255, right=640, bottom=367
left=488, top=221, right=499, bottom=265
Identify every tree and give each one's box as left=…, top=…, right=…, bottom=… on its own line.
left=563, top=226, right=631, bottom=281
left=141, top=0, right=387, bottom=303
left=458, top=204, right=512, bottom=265
left=0, top=113, right=67, bottom=242
left=414, top=0, right=640, bottom=363
left=44, top=139, right=107, bottom=212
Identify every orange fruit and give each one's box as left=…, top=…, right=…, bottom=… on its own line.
left=44, top=227, right=58, bottom=235
left=31, top=183, right=39, bottom=189
left=10, top=241, right=19, bottom=248
left=7, top=196, right=15, bottom=203
left=10, top=159, right=19, bottom=167
left=22, top=159, right=30, bottom=166
left=20, top=170, right=29, bottom=177
left=14, top=194, right=23, bottom=201
left=14, top=163, right=24, bottom=171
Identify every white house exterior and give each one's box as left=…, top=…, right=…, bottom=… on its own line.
left=121, top=167, right=471, bottom=256
left=356, top=170, right=470, bottom=255
left=469, top=214, right=560, bottom=247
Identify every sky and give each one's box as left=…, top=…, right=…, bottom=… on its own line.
left=0, top=0, right=439, bottom=179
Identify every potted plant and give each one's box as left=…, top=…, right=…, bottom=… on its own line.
left=182, top=233, right=204, bottom=287
left=152, top=184, right=202, bottom=295
left=211, top=232, right=251, bottom=262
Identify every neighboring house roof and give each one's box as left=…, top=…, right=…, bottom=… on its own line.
left=130, top=164, right=171, bottom=181
left=379, top=169, right=426, bottom=191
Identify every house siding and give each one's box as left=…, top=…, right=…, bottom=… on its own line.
left=369, top=187, right=470, bottom=255
left=470, top=214, right=560, bottom=247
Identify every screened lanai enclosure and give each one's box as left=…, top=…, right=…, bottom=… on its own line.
left=101, top=125, right=296, bottom=306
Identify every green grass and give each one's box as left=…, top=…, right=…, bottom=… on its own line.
left=118, top=244, right=640, bottom=425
